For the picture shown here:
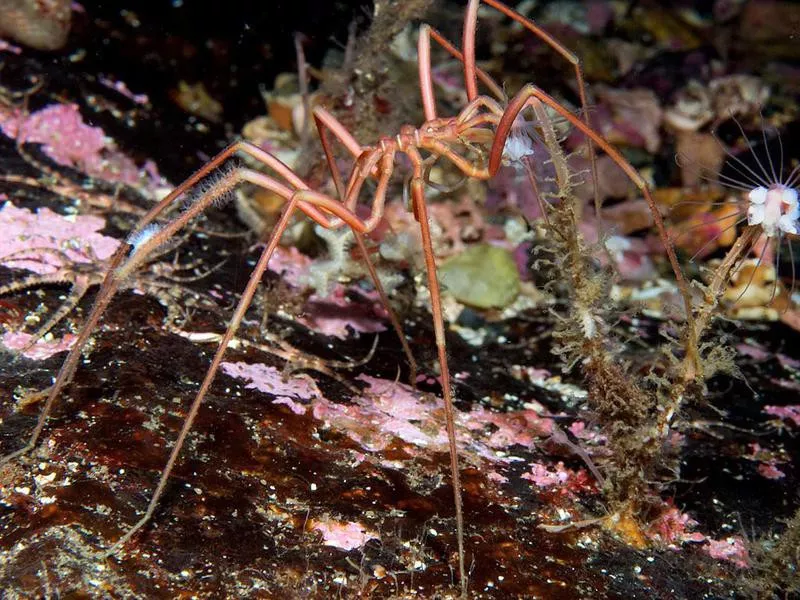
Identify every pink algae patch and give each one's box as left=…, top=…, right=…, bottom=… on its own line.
left=646, top=506, right=706, bottom=547
left=309, top=517, right=378, bottom=551
left=301, top=288, right=387, bottom=340
left=220, top=362, right=318, bottom=413
left=222, top=363, right=553, bottom=462
left=757, top=463, right=786, bottom=480
left=704, top=536, right=750, bottom=568
left=265, top=246, right=387, bottom=339
left=266, top=246, right=312, bottom=288
left=6, top=103, right=107, bottom=167
left=521, top=460, right=597, bottom=498
left=0, top=202, right=118, bottom=360
left=312, top=374, right=553, bottom=459
left=265, top=248, right=390, bottom=336
left=523, top=461, right=572, bottom=488
left=0, top=103, right=165, bottom=191
left=311, top=375, right=452, bottom=453
left=1, top=331, right=76, bottom=360
left=0, top=202, right=119, bottom=274
left=764, top=404, right=800, bottom=427
left=745, top=442, right=788, bottom=480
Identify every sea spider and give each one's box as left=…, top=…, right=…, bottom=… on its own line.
left=0, top=1, right=694, bottom=596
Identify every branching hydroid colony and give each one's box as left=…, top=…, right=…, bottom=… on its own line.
left=526, top=102, right=799, bottom=530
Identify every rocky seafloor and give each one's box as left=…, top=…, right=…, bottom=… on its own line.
left=0, top=1, right=799, bottom=598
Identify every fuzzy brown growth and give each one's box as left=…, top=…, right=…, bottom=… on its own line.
left=746, top=506, right=800, bottom=596
left=534, top=96, right=698, bottom=514
left=322, top=0, right=434, bottom=144
left=582, top=342, right=662, bottom=505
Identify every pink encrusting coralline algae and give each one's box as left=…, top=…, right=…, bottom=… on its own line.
left=0, top=102, right=167, bottom=195
left=220, top=363, right=557, bottom=465
left=764, top=404, right=800, bottom=427
left=0, top=200, right=120, bottom=359
left=704, top=536, right=750, bottom=569
left=308, top=517, right=379, bottom=551
left=264, top=246, right=388, bottom=339
left=0, top=201, right=120, bottom=274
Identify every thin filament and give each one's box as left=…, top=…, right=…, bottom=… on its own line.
left=760, top=118, right=779, bottom=185
left=730, top=117, right=775, bottom=189
left=733, top=238, right=767, bottom=304
left=785, top=164, right=800, bottom=189
left=687, top=217, right=747, bottom=263
left=675, top=211, right=744, bottom=237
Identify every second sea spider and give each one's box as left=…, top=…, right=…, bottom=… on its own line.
left=0, top=1, right=694, bottom=596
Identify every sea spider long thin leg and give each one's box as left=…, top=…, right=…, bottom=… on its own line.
left=461, top=0, right=602, bottom=219
left=0, top=139, right=364, bottom=474
left=313, top=104, right=475, bottom=592
left=491, top=85, right=695, bottom=310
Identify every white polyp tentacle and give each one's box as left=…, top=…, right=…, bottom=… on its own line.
left=502, top=128, right=535, bottom=165
left=747, top=202, right=765, bottom=226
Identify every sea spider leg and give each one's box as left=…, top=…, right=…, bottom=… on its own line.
left=314, top=109, right=421, bottom=384
left=491, top=84, right=699, bottom=366
left=462, top=0, right=602, bottom=221
left=404, top=151, right=468, bottom=594
left=104, top=188, right=366, bottom=555
left=0, top=142, right=367, bottom=536
left=419, top=24, right=551, bottom=227
left=0, top=141, right=322, bottom=465
left=314, top=115, right=471, bottom=594
left=417, top=24, right=505, bottom=122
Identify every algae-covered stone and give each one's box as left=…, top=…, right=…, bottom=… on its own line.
left=439, top=243, right=520, bottom=309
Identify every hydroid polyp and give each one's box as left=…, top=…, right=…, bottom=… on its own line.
left=672, top=116, right=800, bottom=308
